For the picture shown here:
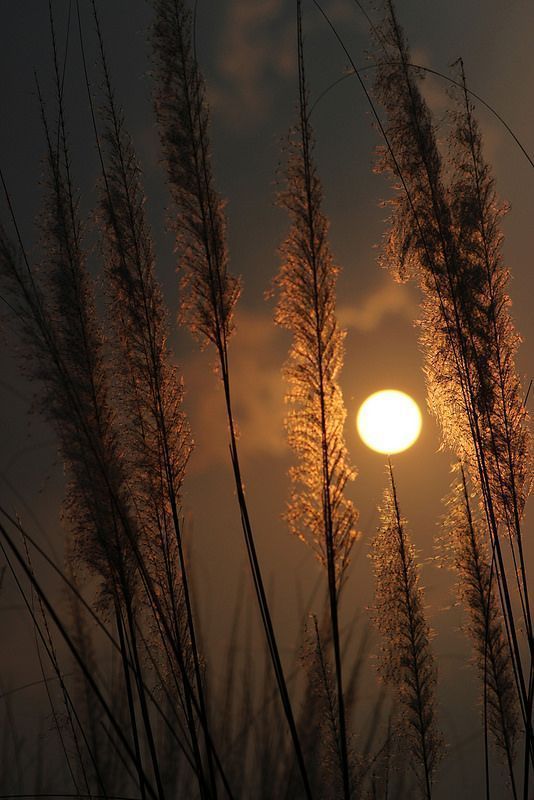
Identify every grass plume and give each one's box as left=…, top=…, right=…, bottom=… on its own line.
left=274, top=2, right=358, bottom=796
left=371, top=464, right=442, bottom=799
left=372, top=1, right=533, bottom=774
left=441, top=465, right=519, bottom=795
left=151, top=1, right=312, bottom=795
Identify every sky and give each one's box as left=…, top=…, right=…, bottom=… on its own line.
left=0, top=1, right=533, bottom=797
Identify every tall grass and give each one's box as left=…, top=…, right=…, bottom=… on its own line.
left=0, top=0, right=531, bottom=798
left=274, top=2, right=358, bottom=795
left=440, top=465, right=519, bottom=796
left=371, top=464, right=442, bottom=800
left=372, top=1, right=532, bottom=793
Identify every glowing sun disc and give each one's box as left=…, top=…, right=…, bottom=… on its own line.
left=357, top=390, right=422, bottom=454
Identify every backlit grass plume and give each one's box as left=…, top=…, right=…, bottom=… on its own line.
left=446, top=63, right=532, bottom=534
left=93, top=0, right=192, bottom=644
left=441, top=466, right=519, bottom=794
left=98, top=61, right=192, bottom=625
left=371, top=465, right=442, bottom=799
left=152, top=0, right=240, bottom=350
left=274, top=3, right=358, bottom=797
left=373, top=2, right=480, bottom=479
left=0, top=11, right=178, bottom=793
left=299, top=616, right=347, bottom=800
left=85, top=3, right=221, bottom=791
left=373, top=1, right=532, bottom=763
left=274, top=10, right=357, bottom=591
left=374, top=0, right=531, bottom=561
left=425, top=63, right=532, bottom=537
left=42, top=128, right=139, bottom=613
left=152, top=1, right=312, bottom=794
left=0, top=92, right=137, bottom=615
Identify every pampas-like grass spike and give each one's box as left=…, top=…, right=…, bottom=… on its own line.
left=274, top=5, right=358, bottom=797
left=374, top=0, right=531, bottom=545
left=441, top=466, right=519, bottom=789
left=445, top=64, right=532, bottom=533
left=274, top=34, right=357, bottom=589
left=40, top=106, right=139, bottom=611
left=0, top=96, right=137, bottom=613
left=96, top=23, right=193, bottom=631
left=87, top=7, right=222, bottom=790
left=152, top=0, right=240, bottom=350
left=371, top=466, right=442, bottom=799
left=152, top=4, right=313, bottom=795
left=373, top=3, right=532, bottom=753
left=299, top=616, right=346, bottom=800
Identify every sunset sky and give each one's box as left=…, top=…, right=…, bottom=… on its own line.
left=0, top=2, right=533, bottom=797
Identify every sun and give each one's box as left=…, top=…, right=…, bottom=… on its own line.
left=357, top=389, right=422, bottom=455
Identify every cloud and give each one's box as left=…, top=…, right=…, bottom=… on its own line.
left=209, top=0, right=294, bottom=128
left=208, top=0, right=369, bottom=130
left=338, top=280, right=418, bottom=332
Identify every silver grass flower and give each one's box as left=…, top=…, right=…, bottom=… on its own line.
left=300, top=616, right=346, bottom=800
left=0, top=118, right=137, bottom=612
left=97, top=60, right=192, bottom=629
left=371, top=469, right=442, bottom=799
left=152, top=0, right=240, bottom=350
left=445, top=69, right=532, bottom=532
left=372, top=5, right=532, bottom=751
left=274, top=7, right=358, bottom=797
left=274, top=38, right=357, bottom=591
left=88, top=10, right=218, bottom=790
left=374, top=1, right=531, bottom=538
left=152, top=4, right=313, bottom=794
left=441, top=466, right=518, bottom=782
